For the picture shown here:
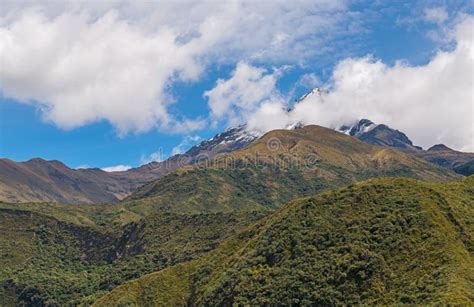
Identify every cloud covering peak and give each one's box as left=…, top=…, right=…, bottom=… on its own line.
left=208, top=16, right=473, bottom=151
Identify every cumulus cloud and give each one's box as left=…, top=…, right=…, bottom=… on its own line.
left=204, top=62, right=284, bottom=126
left=243, top=16, right=474, bottom=152
left=101, top=164, right=132, bottom=172
left=0, top=0, right=350, bottom=134
left=0, top=9, right=208, bottom=135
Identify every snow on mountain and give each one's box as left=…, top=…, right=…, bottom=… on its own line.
left=337, top=119, right=378, bottom=137
left=296, top=87, right=322, bottom=103
left=183, top=125, right=261, bottom=159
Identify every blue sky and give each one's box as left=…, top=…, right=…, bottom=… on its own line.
left=0, top=0, right=472, bottom=170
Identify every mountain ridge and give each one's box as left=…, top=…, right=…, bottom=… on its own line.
left=125, top=125, right=458, bottom=213
left=338, top=118, right=474, bottom=175
left=0, top=126, right=261, bottom=204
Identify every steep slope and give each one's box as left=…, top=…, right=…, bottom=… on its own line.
left=454, top=160, right=474, bottom=176
left=96, top=176, right=474, bottom=306
left=338, top=119, right=474, bottom=175
left=126, top=125, right=458, bottom=213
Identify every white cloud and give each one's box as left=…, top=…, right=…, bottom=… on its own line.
left=171, top=135, right=201, bottom=156
left=0, top=9, right=206, bottom=135
left=139, top=135, right=201, bottom=165
left=204, top=62, right=284, bottom=126
left=0, top=0, right=350, bottom=134
left=101, top=164, right=132, bottom=172
left=244, top=16, right=474, bottom=152
left=423, top=7, right=448, bottom=24
left=246, top=101, right=290, bottom=133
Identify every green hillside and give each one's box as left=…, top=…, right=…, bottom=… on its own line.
left=96, top=176, right=474, bottom=306
left=0, top=204, right=268, bottom=305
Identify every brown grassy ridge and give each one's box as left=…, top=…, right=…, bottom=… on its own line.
left=127, top=125, right=459, bottom=213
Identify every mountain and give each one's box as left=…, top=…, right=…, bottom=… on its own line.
left=182, top=124, right=260, bottom=161
left=3, top=86, right=470, bottom=204
left=0, top=126, right=262, bottom=204
left=422, top=144, right=474, bottom=176
left=0, top=158, right=137, bottom=204
left=338, top=119, right=422, bottom=151
left=292, top=88, right=473, bottom=175
left=95, top=176, right=474, bottom=305
left=125, top=125, right=457, bottom=213
left=1, top=87, right=471, bottom=204
left=338, top=119, right=474, bottom=175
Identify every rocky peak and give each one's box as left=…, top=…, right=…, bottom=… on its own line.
left=338, top=119, right=377, bottom=137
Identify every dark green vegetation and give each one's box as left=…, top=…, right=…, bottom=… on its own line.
left=97, top=176, right=474, bottom=306
left=455, top=160, right=474, bottom=176
left=0, top=202, right=269, bottom=305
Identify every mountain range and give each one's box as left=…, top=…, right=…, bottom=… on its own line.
left=1, top=109, right=472, bottom=204
left=0, top=125, right=262, bottom=204
left=2, top=118, right=467, bottom=205
left=125, top=125, right=457, bottom=213
left=337, top=118, right=474, bottom=175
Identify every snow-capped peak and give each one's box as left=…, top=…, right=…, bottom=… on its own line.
left=337, top=119, right=378, bottom=137
left=217, top=125, right=262, bottom=145
left=296, top=87, right=322, bottom=103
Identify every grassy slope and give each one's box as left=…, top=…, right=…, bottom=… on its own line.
left=127, top=126, right=458, bottom=213
left=96, top=176, right=474, bottom=306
